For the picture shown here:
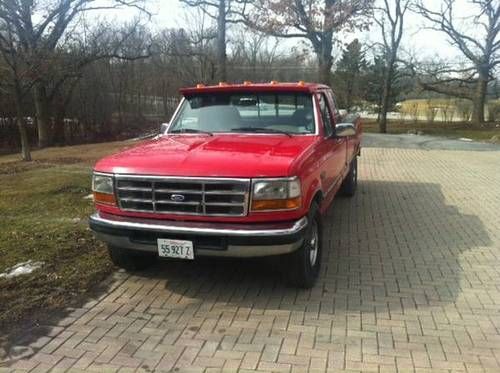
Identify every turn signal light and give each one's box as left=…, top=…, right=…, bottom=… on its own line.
left=93, top=192, right=116, bottom=206
left=251, top=197, right=301, bottom=211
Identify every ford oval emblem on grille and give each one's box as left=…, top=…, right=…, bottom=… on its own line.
left=170, top=194, right=185, bottom=202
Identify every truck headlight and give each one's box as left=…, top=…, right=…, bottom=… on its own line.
left=92, top=173, right=116, bottom=205
left=251, top=178, right=301, bottom=211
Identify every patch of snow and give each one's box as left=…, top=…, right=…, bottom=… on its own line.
left=459, top=138, right=473, bottom=142
left=0, top=260, right=44, bottom=279
left=55, top=217, right=82, bottom=223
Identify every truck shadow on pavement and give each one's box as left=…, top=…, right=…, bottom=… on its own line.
left=145, top=179, right=491, bottom=313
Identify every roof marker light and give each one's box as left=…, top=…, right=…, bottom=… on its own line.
left=270, top=80, right=278, bottom=85
left=298, top=80, right=305, bottom=86
left=219, top=82, right=228, bottom=86
left=243, top=80, right=252, bottom=85
left=196, top=83, right=205, bottom=88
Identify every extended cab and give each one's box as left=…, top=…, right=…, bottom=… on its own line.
left=89, top=82, right=362, bottom=288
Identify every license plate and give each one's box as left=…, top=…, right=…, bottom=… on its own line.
left=157, top=238, right=194, bottom=260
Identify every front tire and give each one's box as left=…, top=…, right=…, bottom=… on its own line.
left=286, top=202, right=322, bottom=288
left=108, top=245, right=156, bottom=271
left=340, top=157, right=358, bottom=197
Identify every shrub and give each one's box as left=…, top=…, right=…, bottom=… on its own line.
left=441, top=102, right=455, bottom=123
left=425, top=100, right=439, bottom=123
left=455, top=100, right=472, bottom=122
left=487, top=101, right=500, bottom=122
left=401, top=100, right=421, bottom=122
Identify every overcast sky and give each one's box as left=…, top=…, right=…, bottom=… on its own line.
left=102, top=0, right=474, bottom=62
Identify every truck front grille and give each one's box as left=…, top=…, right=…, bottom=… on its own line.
left=115, top=176, right=250, bottom=217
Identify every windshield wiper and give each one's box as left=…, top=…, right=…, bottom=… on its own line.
left=170, top=128, right=213, bottom=136
left=231, top=127, right=293, bottom=137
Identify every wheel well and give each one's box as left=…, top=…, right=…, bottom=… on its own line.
left=311, top=191, right=323, bottom=208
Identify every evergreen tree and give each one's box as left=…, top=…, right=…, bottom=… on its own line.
left=333, top=39, right=367, bottom=110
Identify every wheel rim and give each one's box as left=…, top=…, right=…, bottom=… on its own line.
left=309, top=220, right=319, bottom=266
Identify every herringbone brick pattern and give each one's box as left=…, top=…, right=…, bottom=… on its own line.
left=1, top=146, right=500, bottom=372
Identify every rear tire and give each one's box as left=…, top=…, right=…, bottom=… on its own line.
left=286, top=202, right=322, bottom=288
left=108, top=245, right=156, bottom=271
left=340, top=157, right=358, bottom=197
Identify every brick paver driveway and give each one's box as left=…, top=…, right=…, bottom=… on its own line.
left=2, top=135, right=500, bottom=372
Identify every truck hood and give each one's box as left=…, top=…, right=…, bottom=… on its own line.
left=94, top=134, right=317, bottom=177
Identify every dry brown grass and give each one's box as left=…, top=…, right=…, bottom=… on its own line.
left=0, top=139, right=138, bottom=165
left=363, top=119, right=500, bottom=143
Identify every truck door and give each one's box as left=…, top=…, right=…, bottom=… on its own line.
left=316, top=92, right=347, bottom=197
left=326, top=90, right=353, bottom=165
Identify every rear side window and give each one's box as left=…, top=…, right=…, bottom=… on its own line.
left=326, top=91, right=340, bottom=118
left=233, top=93, right=311, bottom=119
left=318, top=93, right=333, bottom=137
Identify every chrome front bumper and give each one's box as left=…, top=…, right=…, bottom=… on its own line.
left=89, top=212, right=308, bottom=258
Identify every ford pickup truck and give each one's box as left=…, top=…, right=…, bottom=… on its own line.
left=89, top=82, right=361, bottom=288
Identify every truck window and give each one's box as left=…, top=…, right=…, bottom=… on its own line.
left=326, top=90, right=340, bottom=120
left=170, top=92, right=315, bottom=134
left=318, top=93, right=334, bottom=137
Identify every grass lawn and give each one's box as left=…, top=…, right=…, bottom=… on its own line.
left=363, top=119, right=500, bottom=142
left=0, top=140, right=136, bottom=329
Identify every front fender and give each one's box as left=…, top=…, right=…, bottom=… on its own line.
left=303, top=176, right=323, bottom=212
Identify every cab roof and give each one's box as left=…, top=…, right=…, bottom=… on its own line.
left=180, top=81, right=329, bottom=96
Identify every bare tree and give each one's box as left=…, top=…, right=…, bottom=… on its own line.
left=181, top=8, right=218, bottom=82
left=415, top=0, right=500, bottom=124
left=243, top=0, right=373, bottom=85
left=0, top=18, right=33, bottom=160
left=0, top=0, right=149, bottom=148
left=375, top=0, right=409, bottom=133
left=230, top=29, right=282, bottom=80
left=180, top=0, right=248, bottom=81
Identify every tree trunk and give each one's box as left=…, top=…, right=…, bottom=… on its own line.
left=317, top=41, right=333, bottom=86
left=471, top=72, right=488, bottom=124
left=379, top=80, right=390, bottom=133
left=14, top=86, right=31, bottom=161
left=216, top=0, right=227, bottom=82
left=53, top=99, right=66, bottom=145
left=379, top=56, right=396, bottom=134
left=33, top=83, right=51, bottom=147
left=318, top=61, right=332, bottom=86
left=346, top=79, right=354, bottom=111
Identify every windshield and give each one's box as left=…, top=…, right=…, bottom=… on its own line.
left=168, top=92, right=315, bottom=135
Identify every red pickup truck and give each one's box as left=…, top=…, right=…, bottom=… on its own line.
left=89, top=82, right=361, bottom=288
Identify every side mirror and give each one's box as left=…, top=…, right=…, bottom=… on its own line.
left=335, top=123, right=356, bottom=137
left=160, top=122, right=169, bottom=134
